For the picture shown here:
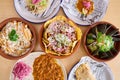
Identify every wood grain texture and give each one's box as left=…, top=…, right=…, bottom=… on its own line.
left=0, top=0, right=120, bottom=80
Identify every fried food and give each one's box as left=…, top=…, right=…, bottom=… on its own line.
left=33, top=55, right=64, bottom=80
left=0, top=21, right=32, bottom=56
left=42, top=16, right=82, bottom=56
left=75, top=63, right=96, bottom=80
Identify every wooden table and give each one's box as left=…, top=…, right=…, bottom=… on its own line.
left=0, top=0, right=120, bottom=80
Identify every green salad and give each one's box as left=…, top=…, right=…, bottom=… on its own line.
left=87, top=32, right=114, bottom=53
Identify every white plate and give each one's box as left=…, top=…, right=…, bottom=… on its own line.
left=9, top=52, right=67, bottom=80
left=14, top=0, right=61, bottom=23
left=61, top=0, right=109, bottom=25
left=68, top=56, right=114, bottom=80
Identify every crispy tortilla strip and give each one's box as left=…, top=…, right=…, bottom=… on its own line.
left=42, top=38, right=49, bottom=44
left=0, top=39, right=3, bottom=46
left=71, top=41, right=78, bottom=53
left=22, top=24, right=32, bottom=41
left=45, top=48, right=72, bottom=56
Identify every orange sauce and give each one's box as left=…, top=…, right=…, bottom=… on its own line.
left=76, top=0, right=94, bottom=15
left=33, top=55, right=64, bottom=80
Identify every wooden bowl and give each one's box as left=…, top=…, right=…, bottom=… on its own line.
left=39, top=16, right=82, bottom=58
left=0, top=18, right=36, bottom=60
left=83, top=21, right=120, bottom=62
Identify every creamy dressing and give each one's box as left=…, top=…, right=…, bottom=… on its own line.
left=0, top=21, right=32, bottom=56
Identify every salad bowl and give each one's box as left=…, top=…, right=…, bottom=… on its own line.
left=83, top=21, right=120, bottom=61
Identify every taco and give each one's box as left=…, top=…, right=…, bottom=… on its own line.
left=26, top=0, right=50, bottom=14
left=76, top=0, right=94, bottom=16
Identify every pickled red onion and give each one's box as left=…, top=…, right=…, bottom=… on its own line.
left=32, top=0, right=41, bottom=4
left=83, top=1, right=91, bottom=9
left=12, top=62, right=31, bottom=80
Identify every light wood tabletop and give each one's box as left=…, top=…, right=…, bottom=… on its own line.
left=0, top=0, right=120, bottom=80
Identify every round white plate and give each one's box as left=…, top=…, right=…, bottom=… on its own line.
left=14, top=0, right=61, bottom=23
left=68, top=56, right=114, bottom=80
left=9, top=52, right=67, bottom=80
left=61, top=0, right=109, bottom=25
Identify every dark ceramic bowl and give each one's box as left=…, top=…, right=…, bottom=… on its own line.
left=83, top=21, right=120, bottom=61
left=0, top=18, right=36, bottom=60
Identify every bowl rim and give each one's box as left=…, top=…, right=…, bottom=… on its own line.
left=0, top=17, right=37, bottom=60
left=83, top=21, right=120, bottom=62
left=39, top=23, right=81, bottom=59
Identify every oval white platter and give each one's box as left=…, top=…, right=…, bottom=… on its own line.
left=9, top=52, right=67, bottom=80
left=14, top=0, right=61, bottom=23
left=68, top=56, right=114, bottom=80
left=61, top=0, right=109, bottom=25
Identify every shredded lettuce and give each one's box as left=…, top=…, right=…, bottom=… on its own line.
left=97, top=32, right=114, bottom=52
left=55, top=33, right=72, bottom=46
left=87, top=32, right=114, bottom=53
left=39, top=0, right=47, bottom=6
